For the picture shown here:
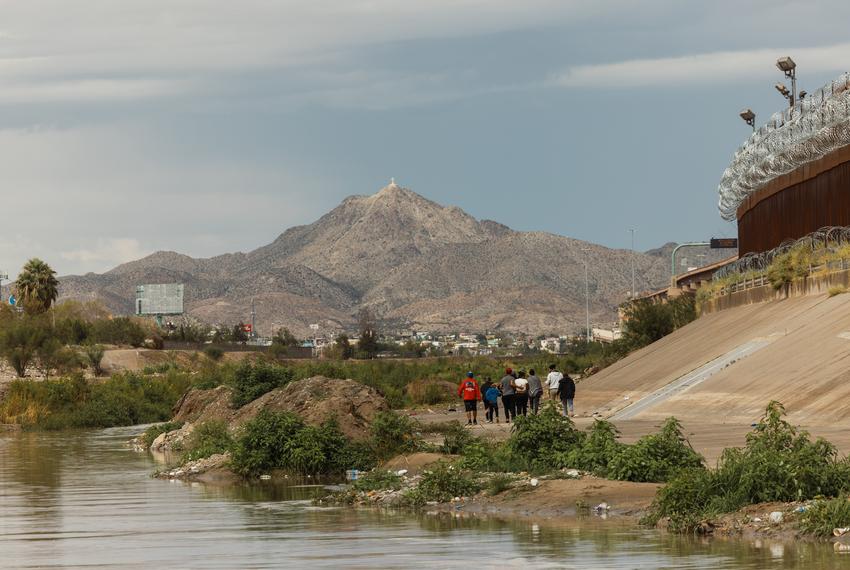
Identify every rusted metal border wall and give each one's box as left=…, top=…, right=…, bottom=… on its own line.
left=738, top=158, right=850, bottom=254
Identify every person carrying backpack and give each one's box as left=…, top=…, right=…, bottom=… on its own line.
left=457, top=372, right=481, bottom=425
left=557, top=373, right=576, bottom=417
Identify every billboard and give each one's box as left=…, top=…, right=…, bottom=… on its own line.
left=135, top=284, right=184, bottom=315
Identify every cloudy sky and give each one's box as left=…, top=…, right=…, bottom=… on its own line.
left=2, top=0, right=849, bottom=277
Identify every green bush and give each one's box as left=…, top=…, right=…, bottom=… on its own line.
left=230, top=410, right=376, bottom=477
left=0, top=371, right=190, bottom=429
left=645, top=402, right=850, bottom=532
left=508, top=405, right=584, bottom=471
left=204, top=346, right=224, bottom=361
left=607, top=417, right=703, bottom=483
left=486, top=473, right=515, bottom=496
left=230, top=361, right=294, bottom=407
left=440, top=422, right=476, bottom=455
left=352, top=470, right=403, bottom=492
left=370, top=411, right=420, bottom=460
left=563, top=419, right=624, bottom=477
left=799, top=497, right=850, bottom=537
left=403, top=463, right=480, bottom=506
left=89, top=317, right=147, bottom=347
left=182, top=420, right=234, bottom=462
left=84, top=344, right=105, bottom=376
left=455, top=439, right=526, bottom=473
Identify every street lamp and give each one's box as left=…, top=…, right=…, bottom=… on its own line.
left=739, top=108, right=756, bottom=131
left=776, top=56, right=797, bottom=107
left=581, top=248, right=591, bottom=344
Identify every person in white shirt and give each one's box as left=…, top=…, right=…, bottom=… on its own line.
left=546, top=364, right=563, bottom=401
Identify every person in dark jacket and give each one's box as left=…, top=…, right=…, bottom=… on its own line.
left=557, top=374, right=576, bottom=417
left=499, top=368, right=517, bottom=423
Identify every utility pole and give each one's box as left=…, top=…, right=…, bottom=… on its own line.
left=250, top=298, right=256, bottom=340
left=0, top=271, right=7, bottom=304
left=582, top=248, right=591, bottom=344
left=629, top=229, right=636, bottom=299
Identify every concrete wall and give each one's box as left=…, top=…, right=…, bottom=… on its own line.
left=703, top=268, right=850, bottom=314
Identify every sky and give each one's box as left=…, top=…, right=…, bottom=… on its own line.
left=2, top=0, right=850, bottom=277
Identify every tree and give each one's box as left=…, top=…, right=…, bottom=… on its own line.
left=15, top=258, right=59, bottom=314
left=232, top=322, right=248, bottom=344
left=273, top=328, right=300, bottom=347
left=357, top=309, right=379, bottom=358
left=335, top=333, right=353, bottom=360
left=0, top=317, right=48, bottom=377
left=84, top=344, right=106, bottom=376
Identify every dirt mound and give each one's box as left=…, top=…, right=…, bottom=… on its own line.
left=172, top=385, right=237, bottom=424
left=233, top=376, right=388, bottom=440
left=170, top=376, right=388, bottom=441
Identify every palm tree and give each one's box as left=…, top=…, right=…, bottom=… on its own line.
left=15, top=258, right=59, bottom=314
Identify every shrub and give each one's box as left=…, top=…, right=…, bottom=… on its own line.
left=564, top=419, right=624, bottom=477
left=140, top=421, right=184, bottom=448
left=645, top=402, right=850, bottom=532
left=231, top=410, right=305, bottom=476
left=204, top=346, right=224, bottom=361
left=607, top=417, right=703, bottom=483
left=455, top=439, right=526, bottom=473
left=352, top=470, right=403, bottom=492
left=182, top=420, right=234, bottom=462
left=84, top=344, right=106, bottom=376
left=440, top=422, right=476, bottom=455
left=230, top=410, right=375, bottom=477
left=403, top=463, right=480, bottom=506
left=486, top=473, right=515, bottom=496
left=799, top=497, right=850, bottom=538
left=230, top=361, right=294, bottom=407
left=829, top=285, right=847, bottom=297
left=370, top=411, right=419, bottom=460
left=0, top=372, right=190, bottom=429
left=508, top=405, right=584, bottom=471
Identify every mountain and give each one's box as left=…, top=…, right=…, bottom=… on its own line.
left=58, top=182, right=675, bottom=336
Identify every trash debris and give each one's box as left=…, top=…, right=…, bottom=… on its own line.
left=530, top=478, right=540, bottom=487
left=345, top=469, right=360, bottom=481
left=769, top=511, right=783, bottom=524
left=395, top=469, right=408, bottom=477
left=259, top=474, right=271, bottom=480
left=594, top=502, right=610, bottom=513
left=835, top=527, right=850, bottom=537
left=795, top=506, right=806, bottom=513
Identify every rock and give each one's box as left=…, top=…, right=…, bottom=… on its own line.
left=530, top=478, right=540, bottom=487
left=395, top=469, right=408, bottom=477
left=834, top=527, right=850, bottom=537
left=769, top=511, right=783, bottom=524
left=563, top=469, right=580, bottom=479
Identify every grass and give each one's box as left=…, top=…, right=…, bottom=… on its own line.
left=181, top=420, right=234, bottom=462
left=829, top=285, right=847, bottom=297
left=402, top=462, right=481, bottom=506
left=352, top=470, right=403, bottom=492
left=486, top=473, right=515, bottom=496
left=799, top=497, right=850, bottom=537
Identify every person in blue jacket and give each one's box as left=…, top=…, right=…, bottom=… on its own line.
left=484, top=384, right=501, bottom=423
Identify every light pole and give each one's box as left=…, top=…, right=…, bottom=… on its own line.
left=739, top=108, right=756, bottom=132
left=582, top=248, right=591, bottom=344
left=0, top=271, right=6, bottom=304
left=775, top=56, right=797, bottom=108
left=629, top=229, right=636, bottom=299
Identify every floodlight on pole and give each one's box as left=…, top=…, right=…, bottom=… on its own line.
left=739, top=108, right=756, bottom=131
left=776, top=56, right=797, bottom=107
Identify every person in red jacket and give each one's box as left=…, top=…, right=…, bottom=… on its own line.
left=457, top=371, right=481, bottom=425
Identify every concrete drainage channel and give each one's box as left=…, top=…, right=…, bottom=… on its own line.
left=610, top=337, right=775, bottom=421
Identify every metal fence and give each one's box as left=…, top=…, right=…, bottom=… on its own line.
left=713, top=225, right=850, bottom=282
left=718, top=73, right=850, bottom=221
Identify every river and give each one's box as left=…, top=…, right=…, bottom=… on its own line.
left=1, top=426, right=849, bottom=569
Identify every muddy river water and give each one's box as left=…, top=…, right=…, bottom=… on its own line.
left=1, top=426, right=850, bottom=569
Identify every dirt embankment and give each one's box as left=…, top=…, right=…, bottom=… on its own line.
left=148, top=376, right=390, bottom=479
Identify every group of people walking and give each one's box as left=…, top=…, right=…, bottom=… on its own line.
left=456, top=365, right=576, bottom=425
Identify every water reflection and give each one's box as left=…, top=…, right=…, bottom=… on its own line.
left=2, top=427, right=850, bottom=569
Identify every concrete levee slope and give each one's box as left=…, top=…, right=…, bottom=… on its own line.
left=584, top=293, right=850, bottom=426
